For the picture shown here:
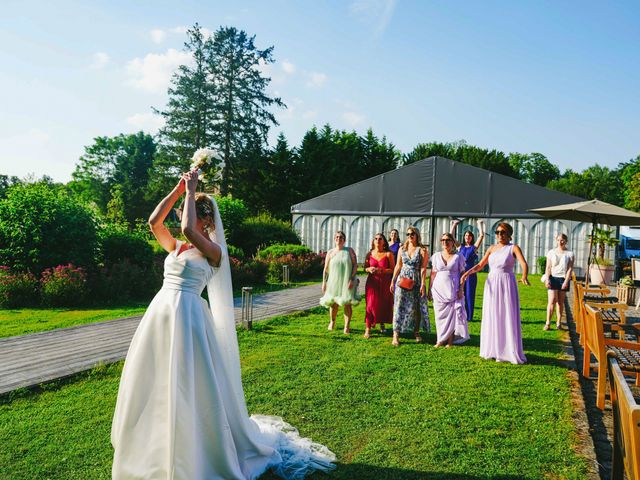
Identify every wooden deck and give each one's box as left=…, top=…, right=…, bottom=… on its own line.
left=0, top=279, right=365, bottom=395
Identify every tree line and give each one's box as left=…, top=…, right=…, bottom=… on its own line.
left=3, top=22, right=639, bottom=226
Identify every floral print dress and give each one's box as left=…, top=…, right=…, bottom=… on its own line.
left=392, top=247, right=430, bottom=333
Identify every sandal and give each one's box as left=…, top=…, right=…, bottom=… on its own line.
left=556, top=322, right=562, bottom=330
left=344, top=327, right=351, bottom=335
left=363, top=329, right=370, bottom=339
left=543, top=322, right=550, bottom=331
left=328, top=320, right=335, bottom=331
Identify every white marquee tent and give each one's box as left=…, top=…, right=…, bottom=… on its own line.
left=291, top=157, right=608, bottom=274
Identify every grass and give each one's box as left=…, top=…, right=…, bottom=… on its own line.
left=0, top=278, right=321, bottom=339
left=0, top=305, right=148, bottom=339
left=0, top=273, right=590, bottom=479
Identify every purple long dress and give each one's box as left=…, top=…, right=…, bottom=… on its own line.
left=431, top=252, right=469, bottom=345
left=459, top=245, right=478, bottom=321
left=480, top=244, right=527, bottom=364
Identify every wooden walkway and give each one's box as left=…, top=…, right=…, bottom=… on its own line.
left=0, top=279, right=365, bottom=395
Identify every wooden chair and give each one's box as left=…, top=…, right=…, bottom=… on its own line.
left=582, top=304, right=640, bottom=410
left=575, top=283, right=622, bottom=346
left=607, top=355, right=640, bottom=480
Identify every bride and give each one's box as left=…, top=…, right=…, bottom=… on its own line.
left=111, top=170, right=335, bottom=479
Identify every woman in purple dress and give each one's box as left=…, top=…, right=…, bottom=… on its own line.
left=428, top=232, right=470, bottom=348
left=450, top=219, right=485, bottom=321
left=460, top=222, right=530, bottom=364
left=388, top=229, right=401, bottom=264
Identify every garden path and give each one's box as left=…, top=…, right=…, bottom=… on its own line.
left=0, top=279, right=366, bottom=395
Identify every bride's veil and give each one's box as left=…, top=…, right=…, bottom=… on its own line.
left=205, top=196, right=335, bottom=479
left=205, top=197, right=251, bottom=415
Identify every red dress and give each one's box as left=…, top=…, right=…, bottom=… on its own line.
left=365, top=254, right=393, bottom=328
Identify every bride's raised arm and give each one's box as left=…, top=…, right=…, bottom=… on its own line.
left=181, top=170, right=222, bottom=266
left=148, top=176, right=185, bottom=253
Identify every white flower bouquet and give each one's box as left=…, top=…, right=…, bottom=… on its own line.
left=190, top=148, right=225, bottom=184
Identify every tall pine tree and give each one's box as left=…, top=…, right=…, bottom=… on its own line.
left=207, top=27, right=285, bottom=194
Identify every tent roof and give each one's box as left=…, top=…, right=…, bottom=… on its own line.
left=291, top=156, right=584, bottom=218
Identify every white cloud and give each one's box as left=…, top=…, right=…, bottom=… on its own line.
left=90, top=52, right=110, bottom=69
left=126, top=112, right=166, bottom=133
left=306, top=72, right=328, bottom=88
left=125, top=48, right=193, bottom=95
left=302, top=110, right=318, bottom=120
left=282, top=60, right=296, bottom=75
left=150, top=28, right=166, bottom=44
left=170, top=26, right=188, bottom=34
left=343, top=111, right=366, bottom=127
left=350, top=0, right=397, bottom=35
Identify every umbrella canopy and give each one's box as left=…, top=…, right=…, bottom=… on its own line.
left=529, top=199, right=640, bottom=284
left=529, top=199, right=640, bottom=226
left=529, top=200, right=640, bottom=225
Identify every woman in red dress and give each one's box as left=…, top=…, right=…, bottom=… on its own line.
left=364, top=233, right=395, bottom=338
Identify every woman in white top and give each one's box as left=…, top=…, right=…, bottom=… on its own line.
left=544, top=233, right=574, bottom=330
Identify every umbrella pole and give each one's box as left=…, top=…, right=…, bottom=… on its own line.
left=586, top=222, right=595, bottom=285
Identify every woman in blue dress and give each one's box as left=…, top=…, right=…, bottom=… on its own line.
left=388, top=229, right=401, bottom=264
left=450, top=219, right=485, bottom=322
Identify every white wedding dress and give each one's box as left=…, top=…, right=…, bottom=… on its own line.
left=111, top=199, right=335, bottom=479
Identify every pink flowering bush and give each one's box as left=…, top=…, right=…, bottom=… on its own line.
left=230, top=257, right=268, bottom=287
left=0, top=266, right=39, bottom=308
left=40, top=264, right=87, bottom=307
left=265, top=252, right=325, bottom=283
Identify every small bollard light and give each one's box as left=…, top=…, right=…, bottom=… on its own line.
left=241, top=287, right=253, bottom=330
left=282, top=264, right=290, bottom=286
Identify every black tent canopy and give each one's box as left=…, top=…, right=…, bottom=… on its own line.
left=291, top=156, right=584, bottom=218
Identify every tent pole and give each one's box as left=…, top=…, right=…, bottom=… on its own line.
left=429, top=214, right=436, bottom=257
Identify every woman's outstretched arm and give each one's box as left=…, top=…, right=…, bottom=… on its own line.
left=149, top=177, right=185, bottom=253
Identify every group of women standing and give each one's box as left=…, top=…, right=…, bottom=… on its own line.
left=320, top=219, right=531, bottom=365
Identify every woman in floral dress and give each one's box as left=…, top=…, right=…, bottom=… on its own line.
left=390, top=226, right=430, bottom=346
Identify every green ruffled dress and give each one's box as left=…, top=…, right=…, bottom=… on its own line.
left=319, top=248, right=361, bottom=307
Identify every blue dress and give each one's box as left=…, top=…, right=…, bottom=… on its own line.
left=389, top=242, right=401, bottom=264
left=459, top=245, right=478, bottom=321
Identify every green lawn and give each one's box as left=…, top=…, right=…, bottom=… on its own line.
left=0, top=274, right=589, bottom=479
left=0, top=279, right=321, bottom=339
left=0, top=305, right=148, bottom=339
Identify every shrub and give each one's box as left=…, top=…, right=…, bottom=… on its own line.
left=88, top=258, right=163, bottom=304
left=536, top=256, right=547, bottom=274
left=230, top=257, right=268, bottom=287
left=0, top=266, right=39, bottom=308
left=256, top=243, right=313, bottom=260
left=40, top=264, right=87, bottom=307
left=215, top=196, right=249, bottom=240
left=230, top=213, right=300, bottom=256
left=264, top=252, right=326, bottom=283
left=227, top=244, right=245, bottom=259
left=97, top=222, right=154, bottom=268
left=0, top=182, right=98, bottom=274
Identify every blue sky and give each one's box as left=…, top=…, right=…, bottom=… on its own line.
left=1, top=0, right=639, bottom=182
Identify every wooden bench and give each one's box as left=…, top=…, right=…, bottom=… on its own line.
left=607, top=355, right=640, bottom=480
left=582, top=304, right=640, bottom=410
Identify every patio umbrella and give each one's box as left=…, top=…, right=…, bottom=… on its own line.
left=529, top=199, right=640, bottom=283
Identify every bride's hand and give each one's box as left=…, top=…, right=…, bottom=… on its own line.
left=184, top=170, right=199, bottom=194
left=175, top=175, right=186, bottom=195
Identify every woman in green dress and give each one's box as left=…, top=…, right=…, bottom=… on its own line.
left=320, top=231, right=360, bottom=334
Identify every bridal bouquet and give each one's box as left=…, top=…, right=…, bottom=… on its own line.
left=190, top=148, right=224, bottom=184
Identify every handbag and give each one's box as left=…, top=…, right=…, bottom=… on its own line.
left=397, top=276, right=415, bottom=290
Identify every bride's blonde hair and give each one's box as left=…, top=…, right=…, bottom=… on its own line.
left=179, top=193, right=216, bottom=229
